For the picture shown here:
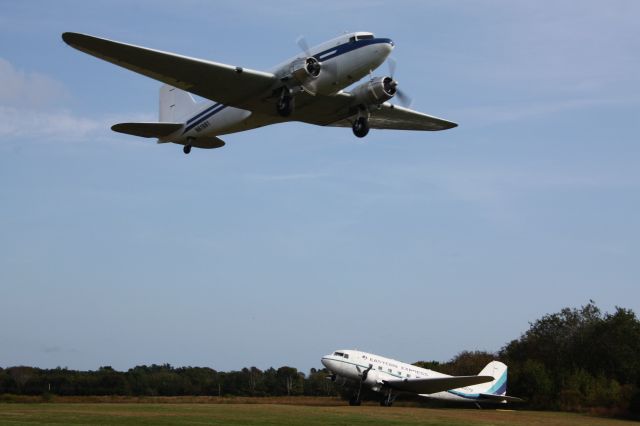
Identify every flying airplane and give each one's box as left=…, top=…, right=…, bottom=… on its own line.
left=322, top=349, right=523, bottom=407
left=61, top=31, right=457, bottom=154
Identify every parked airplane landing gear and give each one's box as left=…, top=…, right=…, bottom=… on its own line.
left=352, top=116, right=369, bottom=138
left=380, top=390, right=396, bottom=407
left=348, top=396, right=361, bottom=406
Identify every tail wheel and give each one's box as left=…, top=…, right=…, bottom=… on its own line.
left=352, top=116, right=369, bottom=138
left=183, top=144, right=191, bottom=154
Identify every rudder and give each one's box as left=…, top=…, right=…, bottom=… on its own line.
left=159, top=85, right=198, bottom=122
left=469, top=361, right=508, bottom=395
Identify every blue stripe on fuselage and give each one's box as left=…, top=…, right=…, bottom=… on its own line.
left=446, top=370, right=508, bottom=400
left=181, top=37, right=393, bottom=133
left=312, top=37, right=393, bottom=62
left=183, top=104, right=227, bottom=134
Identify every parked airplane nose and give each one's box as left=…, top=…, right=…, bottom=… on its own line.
left=321, top=356, right=332, bottom=370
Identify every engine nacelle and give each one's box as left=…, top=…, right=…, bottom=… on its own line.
left=327, top=374, right=348, bottom=386
left=288, top=57, right=321, bottom=84
left=363, top=369, right=382, bottom=392
left=351, top=76, right=397, bottom=106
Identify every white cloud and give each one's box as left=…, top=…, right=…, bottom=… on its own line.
left=0, top=58, right=153, bottom=143
left=0, top=58, right=68, bottom=108
left=0, top=106, right=102, bottom=141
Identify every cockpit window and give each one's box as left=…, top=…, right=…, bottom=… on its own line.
left=333, top=352, right=345, bottom=357
left=357, top=35, right=374, bottom=40
left=349, top=36, right=356, bottom=43
left=344, top=354, right=349, bottom=359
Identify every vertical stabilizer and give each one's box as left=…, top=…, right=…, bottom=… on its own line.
left=469, top=361, right=508, bottom=395
left=159, top=85, right=198, bottom=122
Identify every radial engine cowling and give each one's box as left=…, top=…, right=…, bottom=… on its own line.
left=289, top=57, right=321, bottom=83
left=351, top=76, right=397, bottom=106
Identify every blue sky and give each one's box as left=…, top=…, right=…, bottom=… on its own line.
left=1, top=0, right=639, bottom=372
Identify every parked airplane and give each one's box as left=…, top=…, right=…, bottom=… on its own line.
left=62, top=31, right=457, bottom=154
left=322, top=349, right=523, bottom=407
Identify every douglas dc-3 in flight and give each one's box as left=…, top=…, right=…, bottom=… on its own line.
left=62, top=31, right=457, bottom=154
left=322, top=349, right=523, bottom=407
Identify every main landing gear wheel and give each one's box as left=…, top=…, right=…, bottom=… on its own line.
left=348, top=397, right=361, bottom=406
left=276, top=94, right=294, bottom=117
left=352, top=116, right=369, bottom=138
left=183, top=144, right=191, bottom=154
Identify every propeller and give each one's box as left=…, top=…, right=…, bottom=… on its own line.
left=387, top=57, right=413, bottom=108
left=296, top=35, right=339, bottom=87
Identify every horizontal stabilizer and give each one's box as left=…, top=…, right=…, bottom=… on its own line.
left=479, top=393, right=524, bottom=403
left=384, top=375, right=494, bottom=394
left=111, top=122, right=183, bottom=138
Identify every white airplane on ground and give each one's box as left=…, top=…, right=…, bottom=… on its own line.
left=322, top=349, right=523, bottom=407
left=62, top=31, right=457, bottom=154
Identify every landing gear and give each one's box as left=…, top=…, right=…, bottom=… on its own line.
left=352, top=116, right=369, bottom=138
left=380, top=390, right=396, bottom=407
left=276, top=89, right=294, bottom=117
left=183, top=137, right=194, bottom=154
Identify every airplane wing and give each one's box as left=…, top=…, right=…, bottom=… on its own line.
left=62, top=33, right=277, bottom=110
left=382, top=375, right=494, bottom=395
left=323, top=101, right=457, bottom=131
left=291, top=92, right=457, bottom=131
left=479, top=393, right=524, bottom=403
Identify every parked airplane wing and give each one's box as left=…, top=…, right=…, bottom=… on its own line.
left=479, top=393, right=524, bottom=403
left=62, top=33, right=277, bottom=109
left=383, top=375, right=494, bottom=394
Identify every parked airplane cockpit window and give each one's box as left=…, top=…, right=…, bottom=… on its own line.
left=349, top=36, right=356, bottom=43
left=344, top=354, right=349, bottom=359
left=334, top=352, right=345, bottom=357
left=357, top=35, right=374, bottom=40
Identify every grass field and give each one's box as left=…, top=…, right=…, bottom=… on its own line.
left=0, top=402, right=635, bottom=426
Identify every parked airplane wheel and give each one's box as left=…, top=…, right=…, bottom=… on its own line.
left=348, top=397, right=361, bottom=406
left=277, top=95, right=294, bottom=117
left=183, top=144, right=191, bottom=154
left=352, top=117, right=369, bottom=138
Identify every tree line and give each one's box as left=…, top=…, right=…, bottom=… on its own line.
left=1, top=302, right=639, bottom=417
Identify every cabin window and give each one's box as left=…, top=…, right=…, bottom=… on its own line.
left=378, top=366, right=382, bottom=370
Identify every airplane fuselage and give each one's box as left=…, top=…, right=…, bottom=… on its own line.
left=166, top=32, right=394, bottom=142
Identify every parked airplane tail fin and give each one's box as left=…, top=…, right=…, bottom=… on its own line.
left=159, top=84, right=198, bottom=122
left=468, top=361, right=508, bottom=395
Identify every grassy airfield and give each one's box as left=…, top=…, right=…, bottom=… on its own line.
left=0, top=401, right=635, bottom=426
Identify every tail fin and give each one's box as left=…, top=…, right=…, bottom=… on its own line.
left=468, top=361, right=508, bottom=395
left=159, top=84, right=198, bottom=122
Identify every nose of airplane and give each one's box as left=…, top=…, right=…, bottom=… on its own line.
left=385, top=39, right=394, bottom=53
left=321, top=356, right=333, bottom=370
